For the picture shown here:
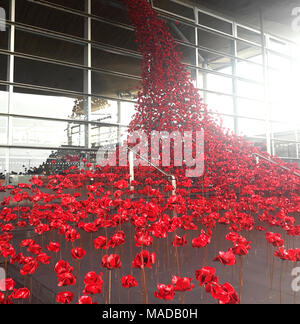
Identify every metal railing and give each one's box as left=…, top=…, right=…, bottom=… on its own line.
left=253, top=153, right=300, bottom=177
left=127, top=147, right=177, bottom=195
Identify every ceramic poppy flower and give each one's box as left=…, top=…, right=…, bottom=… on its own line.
left=27, top=244, right=42, bottom=255
left=11, top=288, right=30, bottom=299
left=172, top=235, right=187, bottom=247
left=232, top=245, right=249, bottom=256
left=56, top=291, right=74, bottom=304
left=109, top=231, right=126, bottom=248
left=46, top=242, right=61, bottom=253
left=93, top=236, right=109, bottom=250
left=57, top=272, right=76, bottom=287
left=78, top=295, right=93, bottom=304
left=54, top=260, right=74, bottom=275
left=101, top=254, right=122, bottom=269
left=218, top=283, right=240, bottom=305
left=265, top=232, right=284, bottom=247
left=20, top=239, right=35, bottom=248
left=20, top=260, right=39, bottom=276
left=132, top=251, right=155, bottom=269
left=195, top=267, right=217, bottom=286
left=171, top=276, right=195, bottom=292
left=134, top=230, right=153, bottom=247
left=192, top=230, right=211, bottom=248
left=121, top=275, right=138, bottom=288
left=213, top=249, right=236, bottom=266
left=154, top=284, right=175, bottom=300
left=36, top=253, right=51, bottom=264
left=71, top=247, right=86, bottom=260
left=83, top=271, right=104, bottom=295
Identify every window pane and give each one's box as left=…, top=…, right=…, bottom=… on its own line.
left=11, top=88, right=78, bottom=119
left=92, top=0, right=131, bottom=25
left=198, top=11, right=232, bottom=35
left=152, top=0, right=195, bottom=20
left=92, top=72, right=140, bottom=100
left=273, top=140, right=297, bottom=158
left=198, top=29, right=234, bottom=56
left=206, top=73, right=233, bottom=95
left=237, top=40, right=262, bottom=62
left=15, top=30, right=85, bottom=65
left=11, top=117, right=85, bottom=147
left=0, top=87, right=8, bottom=113
left=237, top=118, right=266, bottom=137
left=177, top=43, right=196, bottom=65
left=236, top=80, right=264, bottom=101
left=268, top=37, right=292, bottom=56
left=0, top=54, right=7, bottom=81
left=206, top=93, right=233, bottom=115
left=0, top=24, right=8, bottom=50
left=237, top=26, right=261, bottom=44
left=236, top=60, right=263, bottom=82
left=92, top=125, right=119, bottom=147
left=0, top=116, right=7, bottom=145
left=92, top=20, right=138, bottom=52
left=237, top=98, right=266, bottom=119
left=271, top=122, right=297, bottom=137
left=14, top=57, right=84, bottom=92
left=16, top=0, right=84, bottom=38
left=92, top=48, right=141, bottom=77
left=120, top=101, right=135, bottom=126
left=45, top=0, right=84, bottom=12
left=199, top=50, right=233, bottom=75
left=267, top=52, right=292, bottom=71
left=164, top=18, right=196, bottom=44
left=8, top=148, right=54, bottom=175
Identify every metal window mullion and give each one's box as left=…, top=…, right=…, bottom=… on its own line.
left=194, top=8, right=200, bottom=91
left=232, top=22, right=238, bottom=134
left=259, top=10, right=272, bottom=155
left=195, top=11, right=208, bottom=105
left=6, top=0, right=15, bottom=179
left=117, top=96, right=121, bottom=144
left=84, top=0, right=92, bottom=150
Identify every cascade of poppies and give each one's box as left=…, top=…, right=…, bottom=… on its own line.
left=122, top=0, right=300, bottom=195
left=1, top=0, right=300, bottom=306
left=123, top=0, right=207, bottom=133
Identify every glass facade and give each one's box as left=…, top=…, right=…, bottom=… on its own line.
left=0, top=0, right=299, bottom=178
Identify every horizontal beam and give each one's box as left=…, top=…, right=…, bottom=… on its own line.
left=0, top=112, right=129, bottom=128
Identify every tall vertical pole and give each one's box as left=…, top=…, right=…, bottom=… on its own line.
left=260, top=8, right=272, bottom=155
left=295, top=130, right=299, bottom=159
left=6, top=0, right=15, bottom=183
left=129, top=150, right=134, bottom=191
left=232, top=22, right=239, bottom=134
left=194, top=7, right=199, bottom=88
left=84, top=0, right=92, bottom=158
left=117, top=96, right=121, bottom=144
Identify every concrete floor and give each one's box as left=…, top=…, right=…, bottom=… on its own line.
left=4, top=220, right=300, bottom=304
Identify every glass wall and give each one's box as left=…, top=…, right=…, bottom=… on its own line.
left=0, top=0, right=299, bottom=179
left=152, top=0, right=300, bottom=161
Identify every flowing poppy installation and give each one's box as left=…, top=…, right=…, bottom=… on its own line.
left=0, top=0, right=300, bottom=304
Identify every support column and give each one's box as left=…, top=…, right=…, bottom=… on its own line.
left=194, top=8, right=207, bottom=103
left=260, top=8, right=272, bottom=155
left=5, top=0, right=15, bottom=181
left=232, top=22, right=238, bottom=135
left=117, top=98, right=121, bottom=144
left=84, top=0, right=92, bottom=155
